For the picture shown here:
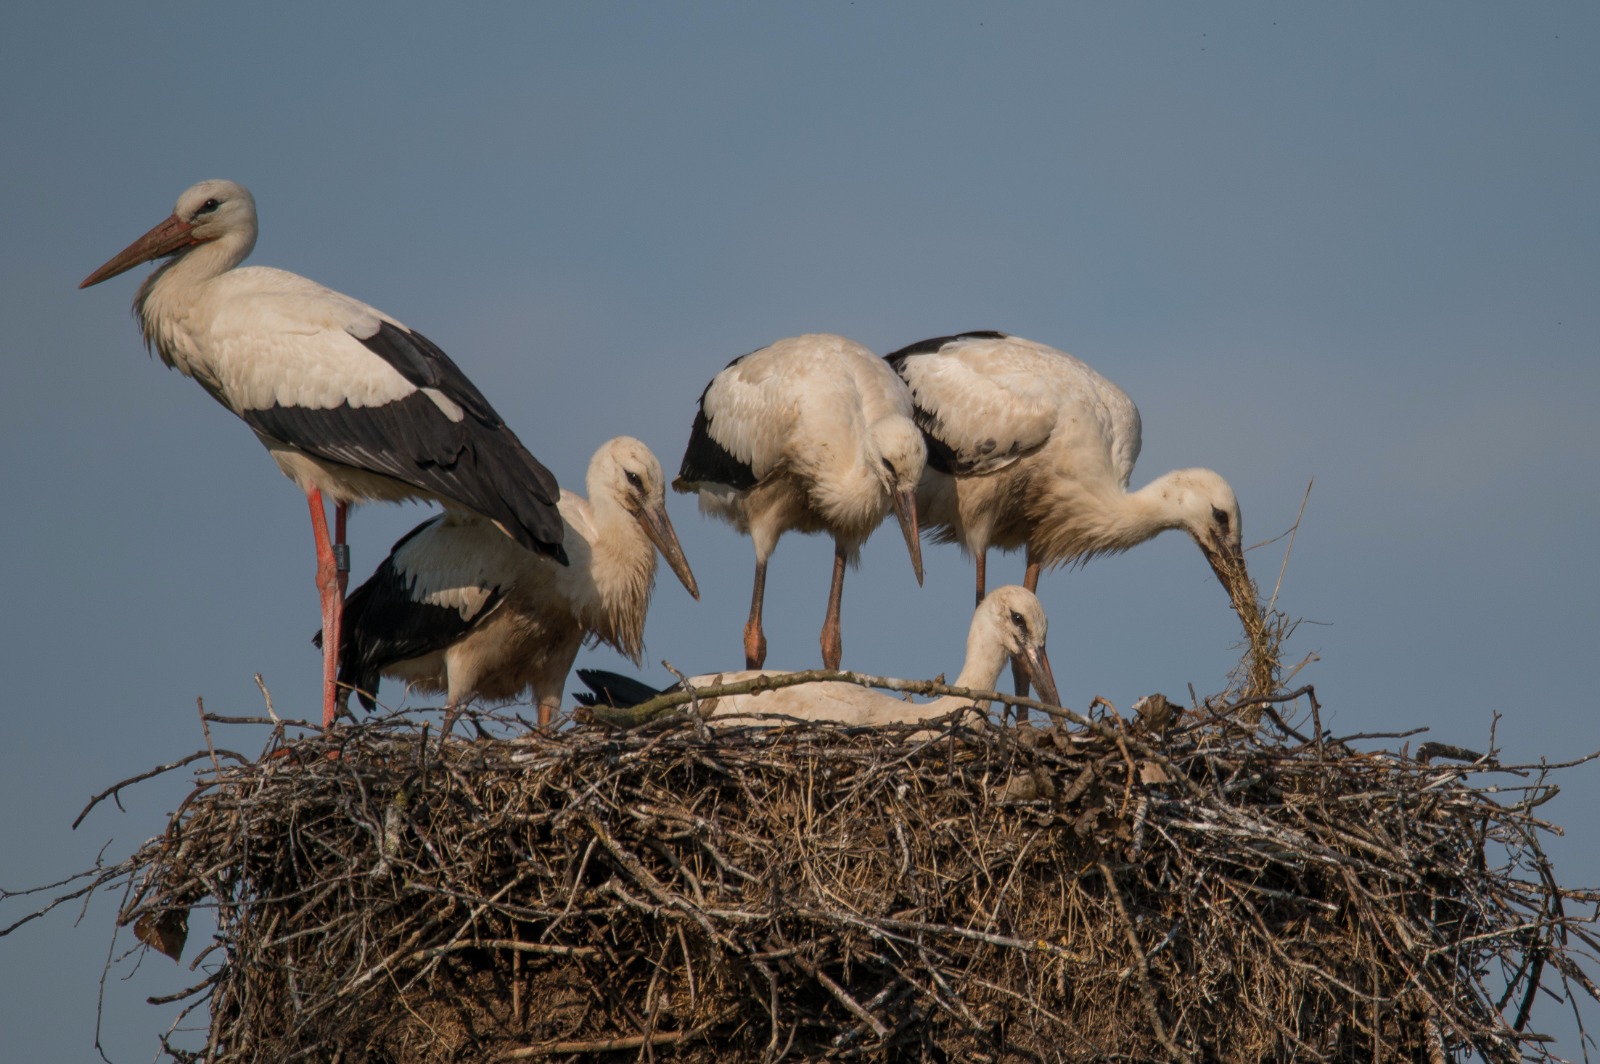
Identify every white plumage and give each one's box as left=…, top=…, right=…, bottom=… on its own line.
left=578, top=585, right=1058, bottom=729
left=887, top=332, right=1256, bottom=699
left=674, top=333, right=927, bottom=671
left=333, top=437, right=699, bottom=731
left=888, top=332, right=1251, bottom=599
left=80, top=179, right=565, bottom=726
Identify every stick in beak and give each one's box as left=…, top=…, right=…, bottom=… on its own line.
left=81, top=214, right=198, bottom=288
left=891, top=487, right=924, bottom=586
left=636, top=501, right=700, bottom=600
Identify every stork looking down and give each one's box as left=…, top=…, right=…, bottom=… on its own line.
left=575, top=585, right=1059, bottom=729
left=327, top=436, right=699, bottom=731
left=886, top=332, right=1258, bottom=696
left=80, top=180, right=566, bottom=726
left=674, top=333, right=926, bottom=671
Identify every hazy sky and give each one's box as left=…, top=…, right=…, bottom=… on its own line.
left=3, top=3, right=1597, bottom=1058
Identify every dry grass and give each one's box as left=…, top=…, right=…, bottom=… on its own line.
left=8, top=679, right=1599, bottom=1063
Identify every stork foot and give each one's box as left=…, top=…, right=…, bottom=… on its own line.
left=743, top=618, right=767, bottom=670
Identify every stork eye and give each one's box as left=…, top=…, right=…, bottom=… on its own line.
left=1009, top=610, right=1027, bottom=631
left=195, top=198, right=221, bottom=216
left=625, top=471, right=645, bottom=490
left=1211, top=506, right=1229, bottom=528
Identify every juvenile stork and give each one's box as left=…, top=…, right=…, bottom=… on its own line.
left=886, top=332, right=1257, bottom=695
left=674, top=333, right=926, bottom=671
left=329, top=436, right=699, bottom=731
left=575, top=585, right=1059, bottom=728
left=80, top=180, right=565, bottom=726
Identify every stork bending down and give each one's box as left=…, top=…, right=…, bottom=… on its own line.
left=81, top=180, right=566, bottom=726
left=674, top=334, right=926, bottom=671
left=886, top=331, right=1257, bottom=702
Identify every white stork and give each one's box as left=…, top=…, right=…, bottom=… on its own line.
left=885, top=331, right=1257, bottom=698
left=328, top=436, right=699, bottom=731
left=575, top=585, right=1059, bottom=728
left=673, top=333, right=926, bottom=671
left=80, top=180, right=566, bottom=727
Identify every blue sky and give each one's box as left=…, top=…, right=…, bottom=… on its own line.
left=3, top=4, right=1597, bottom=1058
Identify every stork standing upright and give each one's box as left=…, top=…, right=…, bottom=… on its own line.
left=576, top=585, right=1059, bottom=728
left=80, top=180, right=566, bottom=726
left=885, top=331, right=1260, bottom=697
left=674, top=333, right=926, bottom=671
left=330, top=436, right=699, bottom=731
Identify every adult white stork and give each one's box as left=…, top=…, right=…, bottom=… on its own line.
left=575, top=585, right=1059, bottom=728
left=80, top=179, right=566, bottom=727
left=327, top=436, right=699, bottom=731
left=674, top=333, right=926, bottom=671
left=885, top=331, right=1258, bottom=696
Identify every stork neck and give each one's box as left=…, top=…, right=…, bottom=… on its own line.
left=578, top=490, right=657, bottom=661
left=135, top=231, right=255, bottom=370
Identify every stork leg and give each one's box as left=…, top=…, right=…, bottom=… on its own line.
left=974, top=550, right=987, bottom=608
left=1010, top=552, right=1045, bottom=720
left=307, top=489, right=345, bottom=729
left=744, top=558, right=769, bottom=669
left=820, top=540, right=847, bottom=671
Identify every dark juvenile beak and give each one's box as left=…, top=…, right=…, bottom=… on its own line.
left=81, top=213, right=196, bottom=288
left=1202, top=539, right=1256, bottom=624
left=1015, top=643, right=1061, bottom=710
left=637, top=500, right=700, bottom=600
left=891, top=486, right=924, bottom=586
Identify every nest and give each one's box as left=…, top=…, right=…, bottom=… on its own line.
left=16, top=684, right=1600, bottom=1063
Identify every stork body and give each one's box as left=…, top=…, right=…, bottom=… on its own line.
left=332, top=437, right=698, bottom=730
left=81, top=180, right=565, bottom=726
left=674, top=334, right=926, bottom=671
left=577, top=585, right=1058, bottom=729
left=886, top=332, right=1255, bottom=700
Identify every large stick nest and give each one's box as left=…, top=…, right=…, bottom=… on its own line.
left=27, top=685, right=1600, bottom=1062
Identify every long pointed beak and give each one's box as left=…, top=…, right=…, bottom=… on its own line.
left=891, top=487, right=924, bottom=586
left=636, top=501, right=700, bottom=600
left=80, top=214, right=196, bottom=288
left=1202, top=539, right=1256, bottom=623
left=1016, top=643, right=1061, bottom=710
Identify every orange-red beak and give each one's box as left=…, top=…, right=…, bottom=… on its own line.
left=80, top=214, right=197, bottom=288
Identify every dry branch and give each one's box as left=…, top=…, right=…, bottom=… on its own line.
left=7, top=686, right=1599, bottom=1062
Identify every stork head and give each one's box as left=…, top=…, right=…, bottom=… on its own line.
left=592, top=436, right=700, bottom=600
left=972, top=586, right=1060, bottom=709
left=1160, top=468, right=1256, bottom=615
left=81, top=179, right=258, bottom=288
left=871, top=416, right=928, bottom=586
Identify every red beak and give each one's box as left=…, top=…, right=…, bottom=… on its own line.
left=81, top=214, right=197, bottom=288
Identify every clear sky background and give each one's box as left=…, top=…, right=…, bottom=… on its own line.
left=2, top=3, right=1597, bottom=1058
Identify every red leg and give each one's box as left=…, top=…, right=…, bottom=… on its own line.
left=743, top=558, right=769, bottom=669
left=307, top=490, right=342, bottom=729
left=974, top=549, right=987, bottom=608
left=820, top=542, right=847, bottom=671
left=1011, top=550, right=1043, bottom=720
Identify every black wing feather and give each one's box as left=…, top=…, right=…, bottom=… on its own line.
left=573, top=668, right=667, bottom=709
left=243, top=385, right=567, bottom=564
left=675, top=352, right=759, bottom=490
left=325, top=518, right=508, bottom=711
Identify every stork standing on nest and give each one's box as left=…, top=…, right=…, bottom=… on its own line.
left=674, top=333, right=926, bottom=671
left=80, top=180, right=566, bottom=727
left=576, top=585, right=1058, bottom=728
left=328, top=436, right=699, bottom=731
left=886, top=331, right=1259, bottom=697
